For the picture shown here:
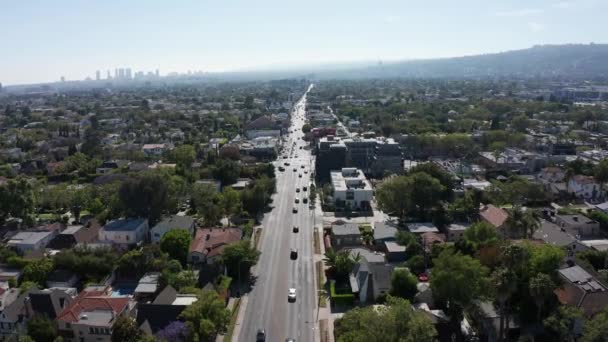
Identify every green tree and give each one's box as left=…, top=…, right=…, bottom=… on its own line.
left=529, top=273, right=555, bottom=321
left=405, top=255, right=426, bottom=275
left=490, top=267, right=517, bottom=341
left=26, top=314, right=57, bottom=342
left=430, top=249, right=489, bottom=325
left=302, top=123, right=312, bottom=133
left=160, top=229, right=192, bottom=265
left=409, top=163, right=454, bottom=200
left=23, top=258, right=53, bottom=286
left=389, top=268, right=418, bottom=300
left=543, top=306, right=583, bottom=342
left=463, top=221, right=500, bottom=249
left=506, top=206, right=540, bottom=239
left=376, top=176, right=411, bottom=219
left=179, top=290, right=231, bottom=341
left=174, top=144, right=196, bottom=170
left=191, top=183, right=222, bottom=226
left=212, top=159, right=240, bottom=185
left=334, top=296, right=436, bottom=342
left=595, top=159, right=608, bottom=196
left=218, top=187, right=241, bottom=220
left=528, top=243, right=565, bottom=278
left=220, top=241, right=261, bottom=281
left=118, top=172, right=171, bottom=225
left=0, top=177, right=35, bottom=226
left=323, top=248, right=358, bottom=282
left=581, top=307, right=608, bottom=342
left=111, top=315, right=142, bottom=342
left=511, top=114, right=531, bottom=133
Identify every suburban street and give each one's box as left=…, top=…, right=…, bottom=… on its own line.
left=238, top=85, right=319, bottom=342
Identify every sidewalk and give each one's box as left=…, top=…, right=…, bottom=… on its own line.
left=216, top=296, right=239, bottom=342
left=313, top=195, right=335, bottom=342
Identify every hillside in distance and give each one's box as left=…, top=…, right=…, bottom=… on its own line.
left=316, top=44, right=608, bottom=80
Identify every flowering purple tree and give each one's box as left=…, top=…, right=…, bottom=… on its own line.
left=156, top=321, right=188, bottom=342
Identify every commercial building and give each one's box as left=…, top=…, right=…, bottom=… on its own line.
left=330, top=168, right=373, bottom=210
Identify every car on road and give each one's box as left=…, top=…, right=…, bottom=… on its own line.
left=299, top=146, right=303, bottom=149
left=303, top=198, right=308, bottom=204
left=286, top=339, right=296, bottom=342
left=304, top=170, right=308, bottom=174
left=288, top=288, right=296, bottom=302
left=256, top=329, right=266, bottom=341
left=303, top=186, right=307, bottom=191
left=290, top=248, right=298, bottom=259
left=298, top=174, right=302, bottom=178
left=296, top=188, right=300, bottom=192
left=284, top=162, right=290, bottom=166
left=293, top=226, right=299, bottom=233
left=301, top=165, right=305, bottom=168
left=294, top=198, right=299, bottom=203
left=278, top=167, right=285, bottom=171
left=292, top=207, right=298, bottom=213
left=293, top=168, right=297, bottom=172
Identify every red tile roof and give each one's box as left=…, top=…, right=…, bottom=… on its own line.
left=190, top=228, right=242, bottom=258
left=56, top=287, right=130, bottom=323
left=479, top=205, right=508, bottom=228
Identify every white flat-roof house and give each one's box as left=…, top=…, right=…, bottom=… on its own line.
left=7, top=231, right=56, bottom=253
left=99, top=218, right=149, bottom=246
left=330, top=168, right=373, bottom=210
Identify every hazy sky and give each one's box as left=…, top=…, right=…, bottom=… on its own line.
left=1, top=0, right=607, bottom=85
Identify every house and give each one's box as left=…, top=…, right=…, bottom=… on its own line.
left=580, top=240, right=608, bottom=252
left=446, top=223, right=471, bottom=242
left=136, top=285, right=198, bottom=333
left=195, top=179, right=221, bottom=192
left=330, top=222, right=362, bottom=249
left=537, top=167, right=565, bottom=184
left=383, top=242, right=407, bottom=262
left=330, top=168, right=373, bottom=210
left=134, top=273, right=161, bottom=301
left=555, top=265, right=608, bottom=317
left=7, top=230, right=56, bottom=253
left=421, top=232, right=446, bottom=252
left=47, top=221, right=101, bottom=250
left=142, top=143, right=173, bottom=156
left=568, top=175, right=602, bottom=201
left=472, top=300, right=520, bottom=342
left=407, top=222, right=439, bottom=235
left=56, top=285, right=134, bottom=342
left=479, top=204, right=511, bottom=237
left=348, top=248, right=393, bottom=303
left=533, top=220, right=588, bottom=255
left=26, top=287, right=77, bottom=319
left=0, top=265, right=22, bottom=287
left=188, top=228, right=242, bottom=264
left=0, top=288, right=27, bottom=339
left=150, top=215, right=195, bottom=244
left=373, top=221, right=399, bottom=247
left=98, top=218, right=149, bottom=246
left=555, top=214, right=601, bottom=239
left=245, top=116, right=282, bottom=139
left=46, top=269, right=80, bottom=288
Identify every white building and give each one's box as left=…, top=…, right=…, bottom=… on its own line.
left=330, top=168, right=373, bottom=210
left=567, top=175, right=602, bottom=200
left=99, top=218, right=149, bottom=246
left=142, top=143, right=173, bottom=156
left=7, top=231, right=56, bottom=253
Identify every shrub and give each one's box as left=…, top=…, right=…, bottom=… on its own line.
left=330, top=281, right=355, bottom=306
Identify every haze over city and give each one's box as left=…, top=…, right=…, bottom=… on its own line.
left=2, top=0, right=608, bottom=84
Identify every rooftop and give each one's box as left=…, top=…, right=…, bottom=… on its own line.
left=407, top=222, right=439, bottom=234
left=7, top=231, right=54, bottom=245
left=103, top=218, right=146, bottom=232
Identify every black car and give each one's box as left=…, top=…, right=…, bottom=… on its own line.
left=293, top=226, right=299, bottom=233
left=290, top=248, right=298, bottom=260
left=256, top=329, right=266, bottom=341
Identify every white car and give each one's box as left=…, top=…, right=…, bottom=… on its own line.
left=288, top=288, right=296, bottom=301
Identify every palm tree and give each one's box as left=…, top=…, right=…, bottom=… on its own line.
left=529, top=273, right=555, bottom=321
left=506, top=206, right=540, bottom=239
left=323, top=248, right=337, bottom=268
left=491, top=267, right=517, bottom=342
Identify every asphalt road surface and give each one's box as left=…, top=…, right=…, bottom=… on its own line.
left=238, top=85, right=318, bottom=342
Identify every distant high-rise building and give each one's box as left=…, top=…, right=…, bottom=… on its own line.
left=0, top=82, right=3, bottom=92
left=114, top=69, right=118, bottom=79
left=60, top=76, right=66, bottom=82
left=107, top=70, right=112, bottom=79
left=95, top=70, right=100, bottom=81
left=125, top=68, right=132, bottom=80
left=118, top=68, right=125, bottom=79
left=155, top=69, right=159, bottom=77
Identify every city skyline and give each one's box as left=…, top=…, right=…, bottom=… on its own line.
left=2, top=0, right=608, bottom=85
